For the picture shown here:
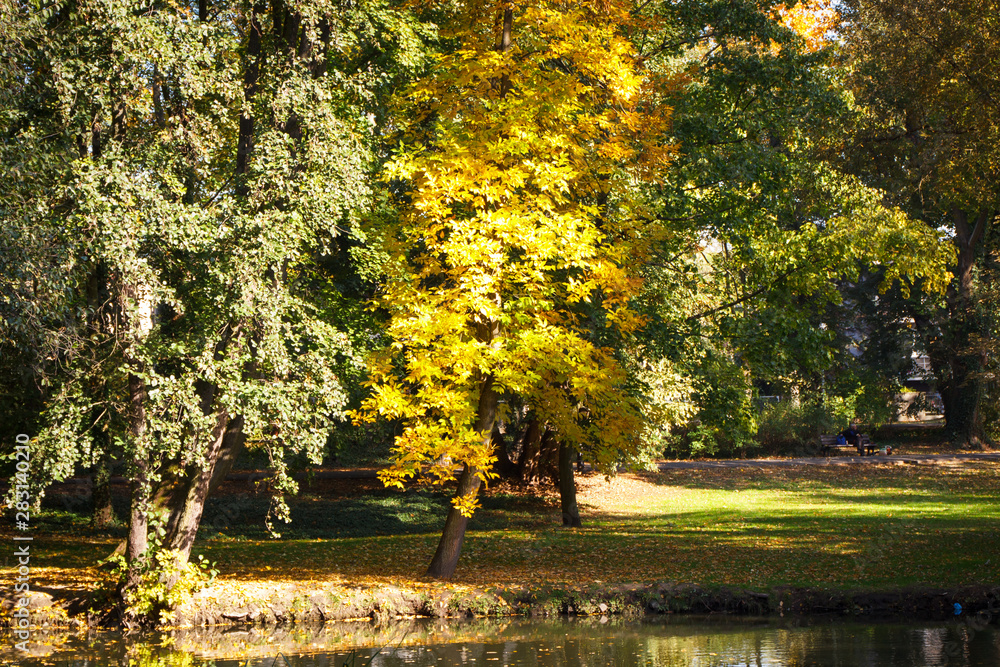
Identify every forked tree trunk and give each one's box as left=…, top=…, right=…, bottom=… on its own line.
left=109, top=413, right=246, bottom=560
left=159, top=410, right=231, bottom=568
left=558, top=441, right=581, bottom=527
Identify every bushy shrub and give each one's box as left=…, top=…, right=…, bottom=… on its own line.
left=659, top=354, right=760, bottom=459
left=634, top=358, right=698, bottom=464
left=755, top=395, right=858, bottom=455
left=101, top=513, right=217, bottom=625
left=662, top=422, right=723, bottom=458
left=326, top=417, right=398, bottom=466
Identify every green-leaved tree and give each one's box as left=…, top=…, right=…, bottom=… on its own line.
left=0, top=0, right=427, bottom=620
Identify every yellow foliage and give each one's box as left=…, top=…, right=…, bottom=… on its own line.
left=776, top=0, right=840, bottom=53
left=358, top=0, right=676, bottom=505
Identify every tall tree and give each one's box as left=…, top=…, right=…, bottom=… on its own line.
left=840, top=0, right=1000, bottom=446
left=970, top=244, right=1000, bottom=443
left=358, top=0, right=673, bottom=578
left=0, top=0, right=427, bottom=619
left=620, top=0, right=953, bottom=454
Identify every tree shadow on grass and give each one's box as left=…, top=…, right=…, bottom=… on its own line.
left=31, top=477, right=557, bottom=543
left=194, top=486, right=555, bottom=541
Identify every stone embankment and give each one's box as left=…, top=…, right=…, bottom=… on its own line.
left=4, top=580, right=998, bottom=630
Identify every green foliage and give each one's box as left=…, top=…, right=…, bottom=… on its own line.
left=656, top=352, right=759, bottom=459
left=823, top=363, right=901, bottom=429
left=1, top=0, right=363, bottom=476
left=841, top=0, right=1000, bottom=213
left=755, top=395, right=860, bottom=454
left=619, top=0, right=953, bottom=460
left=666, top=423, right=723, bottom=458
left=839, top=0, right=998, bottom=444
left=0, top=0, right=443, bottom=608
left=102, top=515, right=218, bottom=624
left=691, top=355, right=759, bottom=453
left=631, top=356, right=697, bottom=465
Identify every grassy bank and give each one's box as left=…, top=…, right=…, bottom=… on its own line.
left=12, top=459, right=999, bottom=600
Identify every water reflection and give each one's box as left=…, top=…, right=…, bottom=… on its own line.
left=5, top=616, right=999, bottom=667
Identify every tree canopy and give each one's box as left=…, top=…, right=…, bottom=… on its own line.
left=0, top=0, right=983, bottom=612
left=0, top=0, right=428, bottom=613
left=840, top=0, right=1000, bottom=445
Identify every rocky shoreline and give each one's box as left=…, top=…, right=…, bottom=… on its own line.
left=4, top=580, right=998, bottom=630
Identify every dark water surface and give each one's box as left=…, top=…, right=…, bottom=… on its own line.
left=6, top=616, right=1000, bottom=666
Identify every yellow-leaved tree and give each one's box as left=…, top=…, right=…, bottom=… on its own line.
left=776, top=0, right=840, bottom=52
left=357, top=0, right=674, bottom=578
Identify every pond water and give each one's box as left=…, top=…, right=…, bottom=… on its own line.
left=6, top=615, right=1000, bottom=667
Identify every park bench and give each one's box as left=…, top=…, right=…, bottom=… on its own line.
left=818, top=433, right=878, bottom=456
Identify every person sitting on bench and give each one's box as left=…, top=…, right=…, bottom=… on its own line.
left=840, top=423, right=861, bottom=444
left=840, top=423, right=864, bottom=452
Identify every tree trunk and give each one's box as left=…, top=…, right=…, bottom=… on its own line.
left=119, top=272, right=156, bottom=614
left=425, top=464, right=482, bottom=580
left=121, top=371, right=149, bottom=624
left=516, top=416, right=541, bottom=475
left=491, top=423, right=519, bottom=479
left=942, top=374, right=985, bottom=447
left=423, top=3, right=512, bottom=581
left=517, top=418, right=558, bottom=484
left=558, top=441, right=581, bottom=527
left=208, top=415, right=246, bottom=495
left=160, top=411, right=230, bottom=563
left=937, top=208, right=992, bottom=447
left=153, top=409, right=245, bottom=564
left=236, top=1, right=265, bottom=191
left=91, top=447, right=115, bottom=528
left=426, top=376, right=497, bottom=579
left=935, top=323, right=987, bottom=448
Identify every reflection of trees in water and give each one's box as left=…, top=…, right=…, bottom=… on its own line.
left=6, top=618, right=998, bottom=666
left=640, top=623, right=991, bottom=667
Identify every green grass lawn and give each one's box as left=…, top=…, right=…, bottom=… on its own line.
left=15, top=461, right=1000, bottom=592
